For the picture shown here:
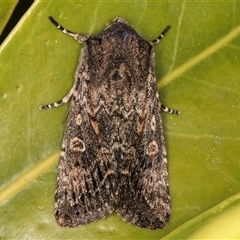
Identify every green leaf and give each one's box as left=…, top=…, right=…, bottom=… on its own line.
left=163, top=193, right=240, bottom=239
left=1, top=1, right=240, bottom=239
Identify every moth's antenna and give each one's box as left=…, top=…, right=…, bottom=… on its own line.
left=48, top=16, right=89, bottom=43
left=150, top=25, right=171, bottom=45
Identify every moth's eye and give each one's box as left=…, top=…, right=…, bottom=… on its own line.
left=112, top=29, right=130, bottom=40
left=95, top=38, right=102, bottom=44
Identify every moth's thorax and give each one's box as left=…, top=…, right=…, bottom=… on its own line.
left=90, top=21, right=151, bottom=52
left=86, top=21, right=153, bottom=90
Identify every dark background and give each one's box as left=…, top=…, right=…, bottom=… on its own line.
left=0, top=0, right=34, bottom=45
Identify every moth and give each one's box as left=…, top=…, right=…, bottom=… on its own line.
left=40, top=16, right=179, bottom=229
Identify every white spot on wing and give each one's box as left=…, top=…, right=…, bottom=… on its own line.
left=70, top=137, right=85, bottom=152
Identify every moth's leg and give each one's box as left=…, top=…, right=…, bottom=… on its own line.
left=39, top=16, right=90, bottom=111
left=150, top=25, right=171, bottom=45
left=150, top=26, right=179, bottom=114
left=48, top=16, right=89, bottom=43
left=161, top=104, right=180, bottom=115
left=39, top=86, right=75, bottom=110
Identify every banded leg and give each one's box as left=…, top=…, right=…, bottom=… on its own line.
left=161, top=104, right=180, bottom=115
left=39, top=16, right=89, bottom=110
left=39, top=86, right=75, bottom=110
left=151, top=25, right=179, bottom=115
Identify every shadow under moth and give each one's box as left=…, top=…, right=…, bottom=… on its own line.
left=40, top=16, right=180, bottom=229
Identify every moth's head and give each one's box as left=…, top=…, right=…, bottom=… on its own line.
left=107, top=17, right=129, bottom=27
left=103, top=17, right=141, bottom=42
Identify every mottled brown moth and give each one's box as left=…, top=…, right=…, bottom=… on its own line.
left=40, top=16, right=180, bottom=229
